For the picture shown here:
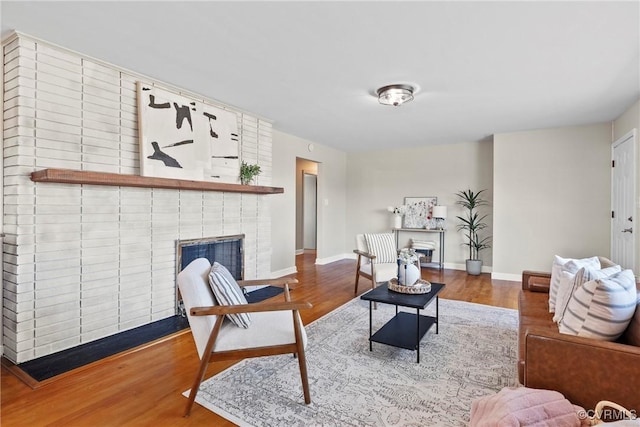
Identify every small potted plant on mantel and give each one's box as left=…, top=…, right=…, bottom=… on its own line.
left=455, top=189, right=492, bottom=275
left=239, top=161, right=261, bottom=185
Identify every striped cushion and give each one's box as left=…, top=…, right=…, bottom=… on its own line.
left=549, top=255, right=600, bottom=313
left=553, top=265, right=621, bottom=324
left=208, top=262, right=251, bottom=328
left=559, top=269, right=637, bottom=341
left=364, top=233, right=396, bottom=264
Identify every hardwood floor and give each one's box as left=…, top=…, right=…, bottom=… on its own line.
left=1, top=252, right=520, bottom=426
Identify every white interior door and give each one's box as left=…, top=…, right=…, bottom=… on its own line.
left=611, top=130, right=636, bottom=270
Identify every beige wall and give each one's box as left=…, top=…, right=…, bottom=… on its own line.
left=493, top=123, right=612, bottom=279
left=273, top=101, right=638, bottom=279
left=345, top=140, right=494, bottom=270
left=614, top=99, right=639, bottom=140
left=271, top=130, right=347, bottom=275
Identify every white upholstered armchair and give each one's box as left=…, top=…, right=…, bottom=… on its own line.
left=177, top=258, right=312, bottom=416
left=353, top=233, right=400, bottom=294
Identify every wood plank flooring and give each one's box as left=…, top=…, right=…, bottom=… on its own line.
left=1, top=252, right=520, bottom=426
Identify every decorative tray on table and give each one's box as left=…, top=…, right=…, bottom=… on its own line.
left=388, top=278, right=432, bottom=294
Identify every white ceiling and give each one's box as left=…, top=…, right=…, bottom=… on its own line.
left=1, top=1, right=639, bottom=152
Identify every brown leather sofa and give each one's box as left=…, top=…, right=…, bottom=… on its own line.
left=518, top=261, right=640, bottom=412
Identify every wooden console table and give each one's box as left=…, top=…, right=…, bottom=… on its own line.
left=392, top=228, right=445, bottom=270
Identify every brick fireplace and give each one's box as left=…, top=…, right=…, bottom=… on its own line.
left=2, top=33, right=275, bottom=364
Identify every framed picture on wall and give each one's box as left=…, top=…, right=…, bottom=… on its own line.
left=136, top=82, right=240, bottom=183
left=403, top=197, right=437, bottom=229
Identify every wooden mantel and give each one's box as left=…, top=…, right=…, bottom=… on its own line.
left=30, top=168, right=284, bottom=194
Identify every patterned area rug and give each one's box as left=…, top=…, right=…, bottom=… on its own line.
left=185, top=297, right=518, bottom=426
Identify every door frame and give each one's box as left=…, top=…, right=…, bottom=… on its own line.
left=295, top=158, right=320, bottom=256
left=302, top=171, right=318, bottom=250
left=611, top=128, right=637, bottom=270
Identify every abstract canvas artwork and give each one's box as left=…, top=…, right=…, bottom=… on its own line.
left=403, top=197, right=438, bottom=229
left=137, top=83, right=239, bottom=183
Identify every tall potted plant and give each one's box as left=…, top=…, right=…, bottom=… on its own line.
left=455, top=189, right=491, bottom=275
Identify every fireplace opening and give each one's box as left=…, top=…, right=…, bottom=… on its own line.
left=175, top=234, right=245, bottom=315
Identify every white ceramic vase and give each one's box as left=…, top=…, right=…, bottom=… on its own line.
left=398, top=263, right=420, bottom=286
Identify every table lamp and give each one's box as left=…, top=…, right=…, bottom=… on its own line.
left=432, top=206, right=447, bottom=230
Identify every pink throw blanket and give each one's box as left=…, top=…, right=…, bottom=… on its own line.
left=470, top=387, right=590, bottom=427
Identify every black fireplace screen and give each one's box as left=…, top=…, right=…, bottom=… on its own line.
left=176, top=234, right=244, bottom=280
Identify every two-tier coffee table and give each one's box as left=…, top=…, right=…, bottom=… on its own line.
left=360, top=282, right=445, bottom=363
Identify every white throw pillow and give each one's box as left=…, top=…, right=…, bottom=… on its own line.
left=552, top=271, right=577, bottom=323
left=559, top=269, right=637, bottom=341
left=208, top=262, right=251, bottom=328
left=549, top=255, right=600, bottom=313
left=553, top=265, right=622, bottom=324
left=364, top=233, right=396, bottom=264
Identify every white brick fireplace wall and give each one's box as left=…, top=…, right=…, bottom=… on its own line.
left=2, top=33, right=274, bottom=363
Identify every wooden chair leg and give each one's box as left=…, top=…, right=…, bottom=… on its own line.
left=370, top=263, right=377, bottom=309
left=184, top=316, right=224, bottom=417
left=184, top=355, right=210, bottom=417
left=354, top=255, right=362, bottom=294
left=370, top=262, right=377, bottom=290
left=296, top=339, right=311, bottom=404
left=292, top=309, right=311, bottom=404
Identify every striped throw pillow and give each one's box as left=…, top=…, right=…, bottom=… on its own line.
left=549, top=255, right=600, bottom=313
left=553, top=265, right=621, bottom=324
left=208, top=262, right=251, bottom=328
left=364, top=233, right=397, bottom=264
left=559, top=269, right=637, bottom=341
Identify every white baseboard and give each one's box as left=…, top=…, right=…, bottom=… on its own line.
left=270, top=266, right=297, bottom=278
left=315, top=253, right=350, bottom=265
left=443, top=262, right=464, bottom=271
left=282, top=255, right=509, bottom=280
left=317, top=257, right=496, bottom=274
left=491, top=272, right=521, bottom=282
left=442, top=263, right=492, bottom=273
left=295, top=249, right=304, bottom=255
left=443, top=264, right=519, bottom=281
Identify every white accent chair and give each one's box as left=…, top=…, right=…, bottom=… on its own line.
left=177, top=258, right=312, bottom=416
left=353, top=233, right=399, bottom=294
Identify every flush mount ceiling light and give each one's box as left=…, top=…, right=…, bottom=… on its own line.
left=376, top=84, right=415, bottom=107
